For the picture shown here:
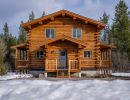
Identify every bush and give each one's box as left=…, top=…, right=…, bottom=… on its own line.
left=0, top=66, right=7, bottom=76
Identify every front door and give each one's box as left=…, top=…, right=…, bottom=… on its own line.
left=59, top=50, right=67, bottom=69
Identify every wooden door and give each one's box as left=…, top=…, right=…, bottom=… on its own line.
left=59, top=50, right=67, bottom=69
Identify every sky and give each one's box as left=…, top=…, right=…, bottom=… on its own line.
left=0, top=0, right=130, bottom=36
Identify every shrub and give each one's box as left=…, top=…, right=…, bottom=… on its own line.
left=0, top=66, right=7, bottom=76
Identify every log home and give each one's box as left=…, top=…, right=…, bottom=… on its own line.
left=12, top=10, right=115, bottom=78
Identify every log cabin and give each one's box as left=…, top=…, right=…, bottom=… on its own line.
left=11, top=10, right=115, bottom=78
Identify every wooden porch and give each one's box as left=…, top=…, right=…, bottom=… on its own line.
left=11, top=42, right=115, bottom=78
left=11, top=44, right=29, bottom=69
left=45, top=59, right=80, bottom=78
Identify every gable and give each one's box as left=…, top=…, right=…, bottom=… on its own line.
left=21, top=9, right=105, bottom=30
left=40, top=34, right=86, bottom=48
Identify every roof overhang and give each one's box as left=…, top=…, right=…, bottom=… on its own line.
left=100, top=43, right=116, bottom=50
left=11, top=43, right=28, bottom=50
left=40, top=34, right=86, bottom=48
left=21, top=9, right=106, bottom=30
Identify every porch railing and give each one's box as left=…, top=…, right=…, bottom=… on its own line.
left=45, top=59, right=79, bottom=71
left=16, top=60, right=29, bottom=68
left=45, top=59, right=58, bottom=70
left=100, top=60, right=111, bottom=67
left=69, top=60, right=79, bottom=70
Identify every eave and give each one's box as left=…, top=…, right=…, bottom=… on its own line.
left=100, top=43, right=116, bottom=50
left=11, top=43, right=28, bottom=49
left=21, top=9, right=106, bottom=30
left=40, top=34, right=86, bottom=48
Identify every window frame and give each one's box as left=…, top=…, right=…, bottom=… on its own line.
left=36, top=50, right=44, bottom=59
left=72, top=28, right=82, bottom=38
left=45, top=28, right=55, bottom=38
left=84, top=51, right=92, bottom=58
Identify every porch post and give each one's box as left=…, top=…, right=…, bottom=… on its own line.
left=78, top=72, right=81, bottom=78
left=68, top=60, right=70, bottom=78
left=16, top=48, right=18, bottom=59
left=44, top=72, right=48, bottom=78
left=78, top=47, right=82, bottom=72
left=109, top=49, right=112, bottom=67
left=15, top=48, right=18, bottom=69
left=44, top=47, right=48, bottom=71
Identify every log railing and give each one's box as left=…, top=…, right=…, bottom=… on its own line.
left=45, top=59, right=79, bottom=71
left=69, top=60, right=79, bottom=70
left=45, top=59, right=58, bottom=70
left=100, top=60, right=111, bottom=67
left=16, top=60, right=29, bottom=68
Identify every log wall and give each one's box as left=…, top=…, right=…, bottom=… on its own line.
left=28, top=16, right=100, bottom=69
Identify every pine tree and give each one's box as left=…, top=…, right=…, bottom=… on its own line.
left=100, top=12, right=109, bottom=24
left=2, top=22, right=10, bottom=69
left=29, top=11, right=35, bottom=21
left=111, top=0, right=130, bottom=68
left=17, top=21, right=27, bottom=44
left=111, top=0, right=130, bottom=53
left=42, top=11, right=45, bottom=17
left=2, top=23, right=17, bottom=71
left=3, top=23, right=9, bottom=37
left=0, top=37, right=7, bottom=75
left=100, top=12, right=110, bottom=42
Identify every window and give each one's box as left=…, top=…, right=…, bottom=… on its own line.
left=45, top=28, right=55, bottom=38
left=36, top=50, right=44, bottom=59
left=60, top=51, right=66, bottom=56
left=84, top=51, right=92, bottom=58
left=72, top=28, right=82, bottom=38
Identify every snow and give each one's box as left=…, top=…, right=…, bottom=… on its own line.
left=0, top=73, right=33, bottom=80
left=0, top=79, right=130, bottom=100
left=112, top=73, right=130, bottom=77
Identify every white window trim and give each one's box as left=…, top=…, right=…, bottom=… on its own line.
left=45, top=28, right=55, bottom=38
left=72, top=28, right=82, bottom=38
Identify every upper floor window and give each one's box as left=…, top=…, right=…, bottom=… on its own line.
left=84, top=51, right=92, bottom=58
left=36, top=50, right=44, bottom=59
left=72, top=28, right=82, bottom=38
left=45, top=28, right=55, bottom=38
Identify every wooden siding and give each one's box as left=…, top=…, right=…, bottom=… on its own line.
left=28, top=16, right=98, bottom=70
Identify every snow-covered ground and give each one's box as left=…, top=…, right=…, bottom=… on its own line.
left=112, top=73, right=130, bottom=77
left=0, top=73, right=33, bottom=80
left=0, top=79, right=130, bottom=100
left=1, top=72, right=130, bottom=81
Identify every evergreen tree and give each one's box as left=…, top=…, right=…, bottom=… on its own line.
left=0, top=38, right=7, bottom=75
left=100, top=12, right=110, bottom=42
left=2, top=22, right=17, bottom=71
left=111, top=0, right=130, bottom=53
left=3, top=22, right=9, bottom=37
left=2, top=22, right=10, bottom=69
left=100, top=12, right=109, bottom=24
left=29, top=11, right=35, bottom=21
left=42, top=11, right=45, bottom=17
left=17, top=21, right=27, bottom=44
left=111, top=0, right=130, bottom=68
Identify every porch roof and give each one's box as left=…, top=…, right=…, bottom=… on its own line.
left=11, top=43, right=28, bottom=49
left=40, top=34, right=86, bottom=48
left=100, top=43, right=116, bottom=49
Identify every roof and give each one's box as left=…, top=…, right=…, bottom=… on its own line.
left=21, top=9, right=106, bottom=29
left=11, top=43, right=28, bottom=49
left=11, top=41, right=116, bottom=50
left=100, top=43, right=116, bottom=49
left=40, top=34, right=86, bottom=48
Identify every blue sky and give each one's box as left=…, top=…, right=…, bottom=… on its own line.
left=0, top=0, right=130, bottom=36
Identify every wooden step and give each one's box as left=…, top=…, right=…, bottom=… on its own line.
left=57, top=69, right=69, bottom=78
